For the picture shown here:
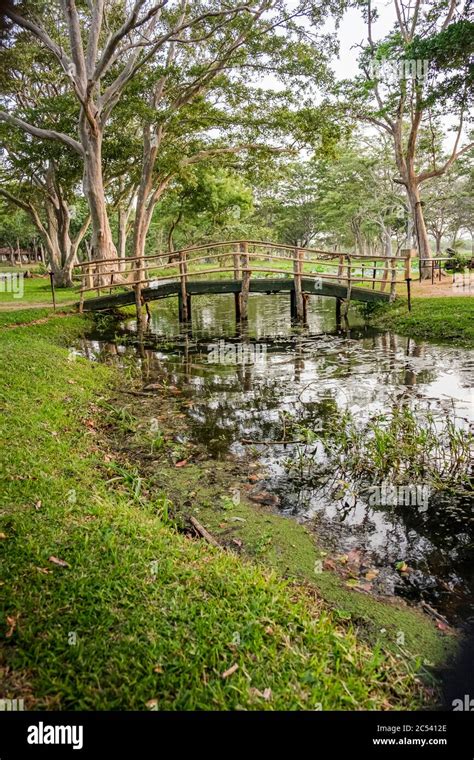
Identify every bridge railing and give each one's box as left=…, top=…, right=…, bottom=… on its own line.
left=75, top=241, right=417, bottom=318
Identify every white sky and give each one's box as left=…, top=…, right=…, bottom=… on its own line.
left=330, top=2, right=395, bottom=80
left=326, top=1, right=462, bottom=150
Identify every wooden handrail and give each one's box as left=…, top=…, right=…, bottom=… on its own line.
left=74, top=239, right=411, bottom=269
left=76, top=250, right=406, bottom=281
left=77, top=239, right=418, bottom=318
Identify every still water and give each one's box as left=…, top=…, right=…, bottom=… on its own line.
left=80, top=294, right=473, bottom=624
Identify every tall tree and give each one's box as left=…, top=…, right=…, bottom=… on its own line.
left=0, top=0, right=341, bottom=268
left=343, top=0, right=473, bottom=274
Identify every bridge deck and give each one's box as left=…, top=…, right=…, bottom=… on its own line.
left=80, top=277, right=390, bottom=312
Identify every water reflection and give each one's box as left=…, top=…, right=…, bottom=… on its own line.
left=80, top=294, right=474, bottom=623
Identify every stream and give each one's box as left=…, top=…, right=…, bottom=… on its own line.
left=78, top=294, right=474, bottom=627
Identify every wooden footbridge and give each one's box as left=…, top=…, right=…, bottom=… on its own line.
left=76, top=241, right=416, bottom=323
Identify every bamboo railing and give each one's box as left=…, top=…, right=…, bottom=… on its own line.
left=75, top=241, right=417, bottom=319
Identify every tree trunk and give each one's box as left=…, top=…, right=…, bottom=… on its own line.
left=117, top=205, right=130, bottom=273
left=80, top=123, right=118, bottom=263
left=380, top=226, right=392, bottom=292
left=406, top=182, right=431, bottom=278
left=16, top=238, right=23, bottom=268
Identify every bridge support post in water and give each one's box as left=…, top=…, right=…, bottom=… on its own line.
left=293, top=248, right=304, bottom=322
left=134, top=286, right=145, bottom=328
left=240, top=241, right=250, bottom=321
left=335, top=297, right=342, bottom=328
left=178, top=292, right=192, bottom=323
left=303, top=293, right=308, bottom=323
left=233, top=244, right=242, bottom=321
left=179, top=249, right=189, bottom=322
left=290, top=288, right=296, bottom=320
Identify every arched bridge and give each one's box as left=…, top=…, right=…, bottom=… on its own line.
left=76, top=240, right=416, bottom=322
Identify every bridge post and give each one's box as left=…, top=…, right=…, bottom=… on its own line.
left=178, top=292, right=192, bottom=323
left=290, top=289, right=296, bottom=319
left=337, top=254, right=344, bottom=284
left=240, top=241, right=250, bottom=321
left=402, top=248, right=415, bottom=311
left=179, top=249, right=189, bottom=322
left=293, top=247, right=304, bottom=322
left=234, top=244, right=241, bottom=321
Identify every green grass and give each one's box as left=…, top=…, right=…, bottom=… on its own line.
left=367, top=297, right=474, bottom=347
left=111, top=390, right=451, bottom=669
left=0, top=312, right=440, bottom=710
left=0, top=271, right=78, bottom=306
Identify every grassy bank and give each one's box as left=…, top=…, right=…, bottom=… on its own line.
left=104, top=364, right=453, bottom=667
left=367, top=297, right=474, bottom=347
left=0, top=311, right=448, bottom=710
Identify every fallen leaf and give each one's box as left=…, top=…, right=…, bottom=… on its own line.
left=365, top=569, right=379, bottom=581
left=36, top=567, right=52, bottom=575
left=436, top=621, right=449, bottom=631
left=48, top=556, right=70, bottom=568
left=175, top=460, right=187, bottom=468
left=146, top=699, right=158, bottom=710
left=355, top=582, right=373, bottom=593
left=222, top=663, right=239, bottom=679
left=6, top=614, right=18, bottom=638
left=231, top=538, right=243, bottom=548
left=323, top=558, right=336, bottom=571
left=0, top=533, right=7, bottom=539
left=248, top=490, right=280, bottom=507
left=250, top=686, right=272, bottom=700
left=347, top=548, right=362, bottom=567
left=395, top=561, right=409, bottom=573
left=153, top=666, right=163, bottom=674
left=34, top=500, right=42, bottom=510
left=67, top=379, right=76, bottom=385
left=345, top=578, right=360, bottom=588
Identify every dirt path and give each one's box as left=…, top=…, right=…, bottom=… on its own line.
left=410, top=275, right=473, bottom=298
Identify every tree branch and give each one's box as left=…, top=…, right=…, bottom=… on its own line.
left=4, top=7, right=74, bottom=76
left=0, top=112, right=84, bottom=156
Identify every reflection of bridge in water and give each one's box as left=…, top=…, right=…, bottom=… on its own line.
left=76, top=240, right=416, bottom=323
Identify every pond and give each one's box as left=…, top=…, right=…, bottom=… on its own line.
left=79, top=293, right=474, bottom=626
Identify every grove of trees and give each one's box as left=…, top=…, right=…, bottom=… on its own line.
left=0, top=0, right=472, bottom=284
